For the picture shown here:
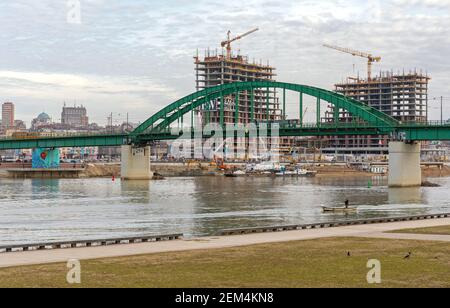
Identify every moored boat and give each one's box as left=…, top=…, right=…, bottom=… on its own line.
left=225, top=170, right=247, bottom=177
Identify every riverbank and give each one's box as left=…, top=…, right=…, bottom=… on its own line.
left=81, top=163, right=120, bottom=177
left=422, top=164, right=450, bottom=177
left=1, top=217, right=449, bottom=269
left=1, top=218, right=450, bottom=287
left=0, top=162, right=449, bottom=179
left=85, top=163, right=376, bottom=178
left=1, top=237, right=450, bottom=288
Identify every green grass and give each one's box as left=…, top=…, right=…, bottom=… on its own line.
left=391, top=225, right=450, bottom=236
left=0, top=237, right=449, bottom=288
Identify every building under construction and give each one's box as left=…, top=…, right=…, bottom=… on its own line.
left=194, top=51, right=281, bottom=125
left=321, top=44, right=430, bottom=154
left=194, top=27, right=282, bottom=127
left=322, top=70, right=431, bottom=152
left=191, top=28, right=292, bottom=160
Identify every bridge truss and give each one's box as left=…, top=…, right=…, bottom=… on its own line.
left=1, top=82, right=450, bottom=150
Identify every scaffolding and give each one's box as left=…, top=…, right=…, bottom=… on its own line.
left=322, top=70, right=431, bottom=152
left=194, top=50, right=292, bottom=159
left=194, top=50, right=281, bottom=125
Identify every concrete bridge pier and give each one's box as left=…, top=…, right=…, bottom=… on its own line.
left=121, top=145, right=153, bottom=180
left=388, top=141, right=421, bottom=187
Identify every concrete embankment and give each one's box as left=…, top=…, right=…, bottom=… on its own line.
left=309, top=163, right=450, bottom=178
left=1, top=162, right=449, bottom=179
left=0, top=162, right=218, bottom=179
left=310, top=164, right=372, bottom=177
left=152, top=162, right=219, bottom=177
left=81, top=163, right=120, bottom=178
left=422, top=165, right=450, bottom=178
left=83, top=162, right=220, bottom=178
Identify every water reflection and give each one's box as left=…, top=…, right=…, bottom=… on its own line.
left=388, top=187, right=422, bottom=204
left=121, top=180, right=151, bottom=204
left=31, top=179, right=60, bottom=196
left=191, top=177, right=291, bottom=235
left=0, top=176, right=449, bottom=245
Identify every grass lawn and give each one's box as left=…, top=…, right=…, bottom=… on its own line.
left=391, top=225, right=450, bottom=236
left=0, top=237, right=449, bottom=288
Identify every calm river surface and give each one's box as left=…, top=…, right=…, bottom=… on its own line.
left=1, top=176, right=450, bottom=245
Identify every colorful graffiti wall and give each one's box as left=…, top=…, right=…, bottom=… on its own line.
left=32, top=148, right=60, bottom=169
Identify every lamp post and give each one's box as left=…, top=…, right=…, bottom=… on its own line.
left=432, top=96, right=444, bottom=124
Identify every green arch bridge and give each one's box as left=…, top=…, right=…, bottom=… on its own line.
left=1, top=81, right=449, bottom=150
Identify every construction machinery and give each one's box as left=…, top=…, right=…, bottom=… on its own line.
left=213, top=156, right=231, bottom=170
left=323, top=44, right=381, bottom=81
left=221, top=28, right=259, bottom=59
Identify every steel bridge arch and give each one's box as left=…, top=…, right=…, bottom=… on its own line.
left=131, top=81, right=398, bottom=136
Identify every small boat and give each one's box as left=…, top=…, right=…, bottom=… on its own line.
left=304, top=170, right=317, bottom=177
left=225, top=170, right=246, bottom=177
left=233, top=170, right=246, bottom=176
left=322, top=206, right=358, bottom=213
left=297, top=169, right=317, bottom=177
left=274, top=169, right=317, bottom=177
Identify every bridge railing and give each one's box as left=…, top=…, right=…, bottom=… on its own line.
left=275, top=121, right=379, bottom=130
left=149, top=121, right=382, bottom=133
left=0, top=131, right=129, bottom=141
left=397, top=120, right=450, bottom=127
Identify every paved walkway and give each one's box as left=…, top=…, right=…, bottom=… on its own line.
left=1, top=218, right=449, bottom=268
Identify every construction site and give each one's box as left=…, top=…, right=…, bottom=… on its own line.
left=193, top=28, right=291, bottom=159
left=159, top=28, right=437, bottom=162
left=321, top=45, right=431, bottom=154
left=323, top=71, right=430, bottom=152
left=194, top=28, right=282, bottom=126
left=192, top=30, right=431, bottom=160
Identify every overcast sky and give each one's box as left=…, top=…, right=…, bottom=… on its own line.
left=0, top=0, right=449, bottom=126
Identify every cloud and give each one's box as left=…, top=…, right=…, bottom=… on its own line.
left=0, top=70, right=181, bottom=124
left=0, top=0, right=449, bottom=124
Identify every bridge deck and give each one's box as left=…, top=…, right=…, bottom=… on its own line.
left=0, top=123, right=450, bottom=150
left=0, top=134, right=127, bottom=150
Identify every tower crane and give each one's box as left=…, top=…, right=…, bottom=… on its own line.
left=323, top=44, right=381, bottom=81
left=221, top=28, right=259, bottom=59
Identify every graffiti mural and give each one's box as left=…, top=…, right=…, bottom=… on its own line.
left=32, top=148, right=60, bottom=169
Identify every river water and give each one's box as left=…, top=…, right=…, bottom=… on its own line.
left=0, top=176, right=449, bottom=245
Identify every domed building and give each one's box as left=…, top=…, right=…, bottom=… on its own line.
left=37, top=112, right=51, bottom=122
left=31, top=112, right=52, bottom=130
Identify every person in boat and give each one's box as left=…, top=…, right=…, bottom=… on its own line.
left=345, top=200, right=350, bottom=208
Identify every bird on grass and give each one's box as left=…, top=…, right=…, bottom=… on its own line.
left=404, top=252, right=412, bottom=260
left=347, top=251, right=351, bottom=257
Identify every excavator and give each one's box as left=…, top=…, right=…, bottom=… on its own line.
left=212, top=156, right=231, bottom=171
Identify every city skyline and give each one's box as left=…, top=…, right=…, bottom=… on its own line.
left=1, top=0, right=450, bottom=126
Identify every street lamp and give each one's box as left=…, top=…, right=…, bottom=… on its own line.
left=107, top=112, right=130, bottom=133
left=432, top=97, right=450, bottom=125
